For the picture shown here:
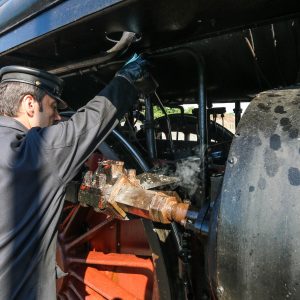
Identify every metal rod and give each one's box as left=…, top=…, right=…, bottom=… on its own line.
left=170, top=222, right=183, bottom=253
left=189, top=48, right=207, bottom=208
left=154, top=91, right=174, bottom=155
left=144, top=97, right=157, bottom=160
left=234, top=100, right=242, bottom=129
left=49, top=31, right=137, bottom=75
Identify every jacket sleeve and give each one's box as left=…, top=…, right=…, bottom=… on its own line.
left=32, top=76, right=138, bottom=183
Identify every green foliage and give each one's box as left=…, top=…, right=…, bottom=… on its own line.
left=152, top=105, right=194, bottom=119
left=184, top=106, right=194, bottom=115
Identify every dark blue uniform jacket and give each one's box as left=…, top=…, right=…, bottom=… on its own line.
left=0, top=77, right=137, bottom=299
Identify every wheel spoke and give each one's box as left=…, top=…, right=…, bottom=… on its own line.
left=69, top=251, right=153, bottom=271
left=59, top=293, right=68, bottom=300
left=63, top=204, right=76, bottom=211
left=61, top=204, right=81, bottom=236
left=66, top=216, right=113, bottom=250
left=64, top=289, right=77, bottom=300
left=70, top=266, right=140, bottom=300
left=60, top=205, right=79, bottom=232
left=69, top=282, right=85, bottom=300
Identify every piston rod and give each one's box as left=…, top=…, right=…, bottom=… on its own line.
left=75, top=160, right=208, bottom=235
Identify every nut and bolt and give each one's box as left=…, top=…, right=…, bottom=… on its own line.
left=228, top=156, right=237, bottom=165
left=216, top=286, right=224, bottom=297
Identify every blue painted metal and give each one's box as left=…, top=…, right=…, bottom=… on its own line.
left=0, top=0, right=125, bottom=54
left=0, top=0, right=62, bottom=35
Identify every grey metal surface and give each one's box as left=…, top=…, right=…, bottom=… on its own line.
left=214, top=88, right=300, bottom=299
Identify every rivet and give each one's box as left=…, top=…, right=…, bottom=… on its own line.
left=228, top=157, right=235, bottom=164
left=216, top=286, right=224, bottom=297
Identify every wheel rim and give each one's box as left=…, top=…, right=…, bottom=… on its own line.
left=56, top=204, right=158, bottom=300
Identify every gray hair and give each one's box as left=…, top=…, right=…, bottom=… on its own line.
left=0, top=81, right=46, bottom=117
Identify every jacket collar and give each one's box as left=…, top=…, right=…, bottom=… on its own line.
left=0, top=116, right=28, bottom=132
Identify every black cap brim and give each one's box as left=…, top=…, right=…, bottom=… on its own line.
left=44, top=90, right=68, bottom=110
left=0, top=65, right=68, bottom=110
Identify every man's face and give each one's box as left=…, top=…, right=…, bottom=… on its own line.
left=33, top=94, right=62, bottom=127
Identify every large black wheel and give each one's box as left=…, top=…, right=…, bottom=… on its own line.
left=209, top=88, right=300, bottom=299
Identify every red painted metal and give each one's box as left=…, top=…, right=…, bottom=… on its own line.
left=56, top=204, right=157, bottom=299
left=71, top=266, right=140, bottom=300
left=69, top=252, right=154, bottom=270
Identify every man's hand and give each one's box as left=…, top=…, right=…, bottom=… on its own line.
left=115, top=54, right=158, bottom=96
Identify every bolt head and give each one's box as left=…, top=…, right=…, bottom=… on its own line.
left=216, top=286, right=224, bottom=297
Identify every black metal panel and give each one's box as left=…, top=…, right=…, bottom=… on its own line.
left=212, top=88, right=300, bottom=299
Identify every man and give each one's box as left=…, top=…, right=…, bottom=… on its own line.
left=0, top=57, right=153, bottom=299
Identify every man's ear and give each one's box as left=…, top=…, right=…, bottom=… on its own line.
left=21, top=95, right=36, bottom=117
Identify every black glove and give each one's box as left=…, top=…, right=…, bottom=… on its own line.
left=115, top=54, right=158, bottom=96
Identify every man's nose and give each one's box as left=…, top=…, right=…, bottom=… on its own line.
left=55, top=112, right=62, bottom=121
